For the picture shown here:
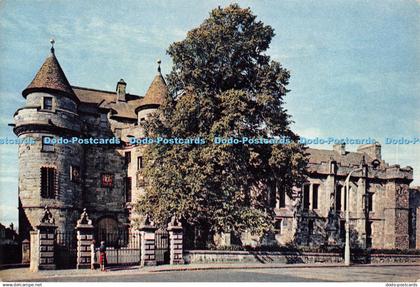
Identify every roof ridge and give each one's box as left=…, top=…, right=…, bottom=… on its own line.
left=72, top=85, right=142, bottom=98
left=72, top=85, right=116, bottom=95
left=307, top=147, right=365, bottom=155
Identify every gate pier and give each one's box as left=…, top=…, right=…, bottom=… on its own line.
left=168, top=216, right=184, bottom=265
left=76, top=208, right=94, bottom=269
left=139, top=215, right=157, bottom=266
left=30, top=206, right=57, bottom=272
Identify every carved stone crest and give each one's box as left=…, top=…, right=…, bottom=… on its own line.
left=77, top=208, right=92, bottom=225
left=40, top=206, right=55, bottom=224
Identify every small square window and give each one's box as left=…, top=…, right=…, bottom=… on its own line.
left=274, top=219, right=283, bottom=235
left=42, top=136, right=54, bottom=152
left=367, top=192, right=374, bottom=212
left=137, top=156, right=143, bottom=170
left=43, top=97, right=53, bottom=110
left=70, top=165, right=80, bottom=183
left=125, top=151, right=131, bottom=165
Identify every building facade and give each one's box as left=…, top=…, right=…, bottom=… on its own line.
left=12, top=46, right=420, bottom=250
left=272, top=144, right=420, bottom=250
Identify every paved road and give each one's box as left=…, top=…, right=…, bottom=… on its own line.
left=19, top=266, right=420, bottom=282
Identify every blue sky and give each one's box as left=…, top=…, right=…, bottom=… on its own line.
left=0, top=0, right=419, bottom=227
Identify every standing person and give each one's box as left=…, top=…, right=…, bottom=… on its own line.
left=99, top=241, right=107, bottom=271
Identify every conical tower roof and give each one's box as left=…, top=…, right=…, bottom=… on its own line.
left=140, top=60, right=168, bottom=107
left=22, top=45, right=76, bottom=100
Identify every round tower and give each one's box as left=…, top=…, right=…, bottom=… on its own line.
left=14, top=41, right=83, bottom=239
left=128, top=60, right=169, bottom=229
left=135, top=60, right=168, bottom=124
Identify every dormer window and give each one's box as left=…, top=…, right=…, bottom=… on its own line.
left=43, top=97, right=53, bottom=110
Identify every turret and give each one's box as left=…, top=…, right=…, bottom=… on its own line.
left=13, top=40, right=83, bottom=239
left=135, top=60, right=168, bottom=124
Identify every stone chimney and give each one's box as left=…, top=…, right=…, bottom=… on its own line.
left=333, top=143, right=346, bottom=155
left=357, top=142, right=381, bottom=160
left=116, top=79, right=127, bottom=102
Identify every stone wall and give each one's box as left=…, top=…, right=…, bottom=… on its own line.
left=184, top=250, right=420, bottom=265
left=184, top=250, right=343, bottom=264
left=369, top=253, right=420, bottom=264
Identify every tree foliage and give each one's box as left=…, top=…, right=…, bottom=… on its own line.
left=134, top=4, right=307, bottom=241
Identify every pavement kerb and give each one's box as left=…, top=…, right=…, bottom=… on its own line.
left=146, top=263, right=420, bottom=273
left=2, top=263, right=420, bottom=281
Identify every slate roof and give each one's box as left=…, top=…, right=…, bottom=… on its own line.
left=72, top=86, right=116, bottom=104
left=71, top=72, right=168, bottom=119
left=109, top=101, right=139, bottom=120
left=141, top=73, right=168, bottom=107
left=306, top=148, right=373, bottom=166
left=22, top=51, right=76, bottom=99
left=72, top=87, right=141, bottom=120
left=23, top=51, right=167, bottom=119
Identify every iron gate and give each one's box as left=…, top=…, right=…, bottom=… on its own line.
left=56, top=230, right=77, bottom=269
left=95, top=229, right=142, bottom=266
left=155, top=229, right=169, bottom=264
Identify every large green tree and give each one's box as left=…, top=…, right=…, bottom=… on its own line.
left=135, top=4, right=307, bottom=243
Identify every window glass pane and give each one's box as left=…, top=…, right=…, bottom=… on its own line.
left=279, top=187, right=286, bottom=208
left=336, top=185, right=342, bottom=211
left=368, top=193, right=373, bottom=211
left=43, top=97, right=52, bottom=110
left=303, top=185, right=310, bottom=210
left=42, top=136, right=54, bottom=152
left=41, top=167, right=56, bottom=198
left=312, top=184, right=319, bottom=209
left=274, top=219, right=282, bottom=235
left=125, top=152, right=131, bottom=165
left=137, top=156, right=143, bottom=170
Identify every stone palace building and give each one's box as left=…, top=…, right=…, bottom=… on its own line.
left=12, top=45, right=420, bottom=250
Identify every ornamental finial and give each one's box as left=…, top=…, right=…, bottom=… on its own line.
left=157, top=59, right=161, bottom=74
left=50, top=38, right=55, bottom=54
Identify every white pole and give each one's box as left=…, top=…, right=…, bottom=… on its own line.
left=344, top=167, right=362, bottom=266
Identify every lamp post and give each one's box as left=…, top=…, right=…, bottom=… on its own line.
left=344, top=167, right=363, bottom=266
